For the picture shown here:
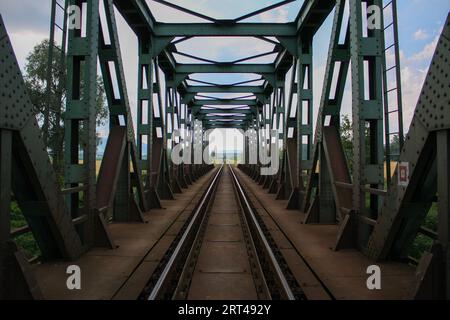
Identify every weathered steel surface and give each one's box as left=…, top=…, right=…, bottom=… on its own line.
left=0, top=14, right=83, bottom=260
left=236, top=167, right=415, bottom=300
left=96, top=127, right=127, bottom=211
left=322, top=126, right=352, bottom=217
left=1, top=0, right=448, bottom=300
left=367, top=15, right=450, bottom=265
left=34, top=170, right=216, bottom=300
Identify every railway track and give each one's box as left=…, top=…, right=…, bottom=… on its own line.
left=140, top=165, right=306, bottom=300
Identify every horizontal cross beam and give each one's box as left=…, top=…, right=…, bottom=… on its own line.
left=206, top=121, right=247, bottom=126
left=154, top=23, right=297, bottom=37
left=176, top=64, right=275, bottom=74
left=192, top=99, right=258, bottom=106
left=199, top=115, right=251, bottom=121
left=114, top=0, right=156, bottom=34
left=296, top=0, right=335, bottom=33
left=186, top=86, right=265, bottom=94
left=196, top=109, right=253, bottom=115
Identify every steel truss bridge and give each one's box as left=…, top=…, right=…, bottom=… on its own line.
left=0, top=0, right=449, bottom=300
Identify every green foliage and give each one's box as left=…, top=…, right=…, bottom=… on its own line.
left=23, top=39, right=108, bottom=177
left=388, top=134, right=402, bottom=161
left=10, top=202, right=26, bottom=229
left=340, top=115, right=438, bottom=262
left=339, top=115, right=374, bottom=175
left=10, top=40, right=109, bottom=258
left=409, top=235, right=433, bottom=261
left=10, top=202, right=41, bottom=258
left=340, top=115, right=354, bottom=173
left=409, top=204, right=438, bottom=261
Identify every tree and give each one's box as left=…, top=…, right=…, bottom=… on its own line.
left=340, top=115, right=354, bottom=173
left=24, top=39, right=108, bottom=178
left=388, top=134, right=402, bottom=161
left=339, top=115, right=371, bottom=174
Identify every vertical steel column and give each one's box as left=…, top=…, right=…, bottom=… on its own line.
left=137, top=39, right=161, bottom=209
left=303, top=0, right=350, bottom=223
left=98, top=0, right=147, bottom=221
left=260, top=101, right=271, bottom=185
left=244, top=122, right=250, bottom=166
left=169, top=85, right=183, bottom=192
left=292, top=38, right=314, bottom=209
left=286, top=59, right=299, bottom=207
left=316, top=13, right=339, bottom=225
left=64, top=0, right=100, bottom=247
left=176, top=98, right=188, bottom=188
left=263, top=91, right=275, bottom=189
left=136, top=42, right=151, bottom=181
left=182, top=103, right=192, bottom=184
left=184, top=105, right=194, bottom=183
left=253, top=105, right=265, bottom=181
left=350, top=0, right=385, bottom=246
left=272, top=80, right=285, bottom=194
left=300, top=40, right=314, bottom=184
left=268, top=81, right=283, bottom=193
left=251, top=112, right=259, bottom=177
left=154, top=59, right=174, bottom=200
left=188, top=110, right=197, bottom=180
left=278, top=59, right=297, bottom=201
left=165, top=86, right=173, bottom=189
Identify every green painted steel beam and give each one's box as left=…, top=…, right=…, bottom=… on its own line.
left=200, top=115, right=251, bottom=121
left=295, top=0, right=335, bottom=33
left=114, top=0, right=155, bottom=34
left=206, top=125, right=246, bottom=129
left=154, top=23, right=296, bottom=37
left=185, top=86, right=265, bottom=94
left=196, top=109, right=253, bottom=115
left=302, top=0, right=350, bottom=217
left=193, top=100, right=258, bottom=106
left=115, top=0, right=334, bottom=40
left=176, top=64, right=275, bottom=74
left=65, top=0, right=100, bottom=246
left=205, top=121, right=247, bottom=126
left=205, top=126, right=247, bottom=130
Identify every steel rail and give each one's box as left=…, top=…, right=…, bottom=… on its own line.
left=148, top=165, right=223, bottom=300
left=229, top=165, right=296, bottom=300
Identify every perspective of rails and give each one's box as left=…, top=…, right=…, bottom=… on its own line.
left=0, top=0, right=449, bottom=307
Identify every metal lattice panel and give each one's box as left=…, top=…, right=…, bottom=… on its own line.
left=415, top=21, right=450, bottom=131
left=0, top=14, right=83, bottom=260
left=366, top=14, right=450, bottom=261
left=0, top=17, right=34, bottom=131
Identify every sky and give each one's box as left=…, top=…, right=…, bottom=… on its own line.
left=0, top=0, right=449, bottom=154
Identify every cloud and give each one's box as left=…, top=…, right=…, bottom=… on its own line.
left=4, top=0, right=443, bottom=150
left=259, top=7, right=289, bottom=23
left=175, top=37, right=275, bottom=62
left=0, top=1, right=51, bottom=69
left=397, top=33, right=440, bottom=129
left=8, top=30, right=48, bottom=70
left=399, top=65, right=428, bottom=130
left=0, top=1, right=50, bottom=34
left=409, top=34, right=439, bottom=62
left=413, top=29, right=429, bottom=40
